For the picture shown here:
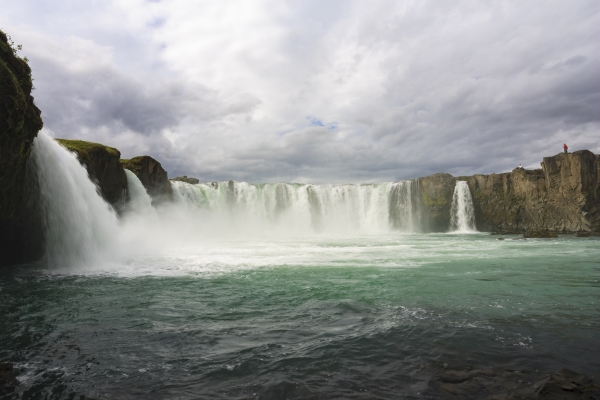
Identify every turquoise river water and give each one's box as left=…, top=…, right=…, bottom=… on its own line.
left=1, top=233, right=599, bottom=399
left=1, top=133, right=598, bottom=399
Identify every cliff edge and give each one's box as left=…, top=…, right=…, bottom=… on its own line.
left=0, top=30, right=43, bottom=266
left=464, top=150, right=599, bottom=232
left=56, top=139, right=128, bottom=210
left=121, top=156, right=173, bottom=205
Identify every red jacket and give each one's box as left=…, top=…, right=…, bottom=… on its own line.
left=564, top=144, right=568, bottom=150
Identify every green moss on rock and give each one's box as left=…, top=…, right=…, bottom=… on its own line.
left=121, top=156, right=173, bottom=205
left=56, top=139, right=120, bottom=164
left=421, top=191, right=448, bottom=207
left=55, top=139, right=128, bottom=207
left=0, top=29, right=44, bottom=267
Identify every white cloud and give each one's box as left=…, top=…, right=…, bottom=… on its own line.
left=2, top=0, right=599, bottom=182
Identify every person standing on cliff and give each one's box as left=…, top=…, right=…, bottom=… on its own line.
left=564, top=143, right=568, bottom=153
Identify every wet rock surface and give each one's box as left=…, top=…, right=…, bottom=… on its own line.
left=418, top=173, right=456, bottom=232
left=465, top=151, right=600, bottom=233
left=56, top=139, right=127, bottom=209
left=0, top=29, right=44, bottom=267
left=122, top=156, right=173, bottom=205
left=427, top=367, right=600, bottom=399
left=171, top=175, right=200, bottom=184
left=0, top=363, right=16, bottom=397
left=523, top=231, right=559, bottom=238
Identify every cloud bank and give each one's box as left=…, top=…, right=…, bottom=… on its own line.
left=2, top=0, right=599, bottom=182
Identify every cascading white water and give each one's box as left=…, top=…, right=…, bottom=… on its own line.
left=29, top=131, right=120, bottom=267
left=170, top=180, right=421, bottom=235
left=450, top=181, right=477, bottom=232
left=29, top=134, right=428, bottom=269
left=124, top=169, right=155, bottom=216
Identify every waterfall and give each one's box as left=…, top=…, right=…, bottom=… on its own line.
left=28, top=132, right=429, bottom=269
left=29, top=132, right=119, bottom=267
left=170, top=180, right=422, bottom=234
left=124, top=169, right=155, bottom=216
left=450, top=181, right=477, bottom=232
left=388, top=180, right=421, bottom=232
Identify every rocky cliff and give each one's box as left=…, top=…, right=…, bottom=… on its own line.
left=171, top=175, right=199, bottom=184
left=0, top=30, right=43, bottom=266
left=413, top=151, right=600, bottom=233
left=121, top=156, right=172, bottom=205
left=418, top=173, right=456, bottom=232
left=56, top=139, right=127, bottom=210
left=464, top=150, right=600, bottom=232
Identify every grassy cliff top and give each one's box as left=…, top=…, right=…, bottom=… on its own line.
left=56, top=139, right=121, bottom=166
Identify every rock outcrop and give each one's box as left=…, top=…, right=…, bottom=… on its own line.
left=418, top=173, right=456, bottom=232
left=464, top=151, right=600, bottom=232
left=121, top=156, right=172, bottom=205
left=0, top=30, right=44, bottom=266
left=56, top=139, right=127, bottom=209
left=171, top=175, right=200, bottom=184
left=428, top=367, right=600, bottom=399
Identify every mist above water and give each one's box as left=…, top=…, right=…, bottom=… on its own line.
left=29, top=131, right=476, bottom=270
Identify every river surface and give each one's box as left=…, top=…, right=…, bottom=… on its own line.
left=2, top=233, right=599, bottom=399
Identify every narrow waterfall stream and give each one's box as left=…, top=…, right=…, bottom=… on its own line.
left=449, top=180, right=477, bottom=232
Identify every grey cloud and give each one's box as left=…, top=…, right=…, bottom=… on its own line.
left=4, top=0, right=599, bottom=183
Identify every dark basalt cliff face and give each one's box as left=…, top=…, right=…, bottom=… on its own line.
left=0, top=30, right=44, bottom=266
left=465, top=150, right=600, bottom=232
left=415, top=151, right=599, bottom=233
left=56, top=139, right=127, bottom=210
left=171, top=175, right=200, bottom=184
left=121, top=156, right=173, bottom=205
left=418, top=173, right=455, bottom=232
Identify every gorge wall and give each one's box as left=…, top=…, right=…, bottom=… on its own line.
left=464, top=150, right=600, bottom=233
left=0, top=30, right=43, bottom=267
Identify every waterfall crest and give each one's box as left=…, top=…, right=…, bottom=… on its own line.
left=450, top=181, right=477, bottom=232
left=170, top=180, right=422, bottom=234
left=28, top=135, right=439, bottom=269
left=29, top=132, right=119, bottom=267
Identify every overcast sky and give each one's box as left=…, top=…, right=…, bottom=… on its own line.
left=2, top=0, right=599, bottom=182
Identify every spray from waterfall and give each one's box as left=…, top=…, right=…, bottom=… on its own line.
left=124, top=169, right=155, bottom=216
left=29, top=134, right=429, bottom=269
left=450, top=181, right=477, bottom=232
left=169, top=180, right=422, bottom=235
left=29, top=131, right=120, bottom=268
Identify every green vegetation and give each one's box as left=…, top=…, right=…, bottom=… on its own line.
left=421, top=191, right=448, bottom=206
left=1, top=29, right=42, bottom=215
left=120, top=156, right=148, bottom=175
left=56, top=139, right=121, bottom=167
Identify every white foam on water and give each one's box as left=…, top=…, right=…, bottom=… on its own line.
left=28, top=134, right=483, bottom=274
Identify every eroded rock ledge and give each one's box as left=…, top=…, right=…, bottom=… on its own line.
left=56, top=139, right=127, bottom=209
left=121, top=156, right=173, bottom=205
left=465, top=150, right=599, bottom=233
